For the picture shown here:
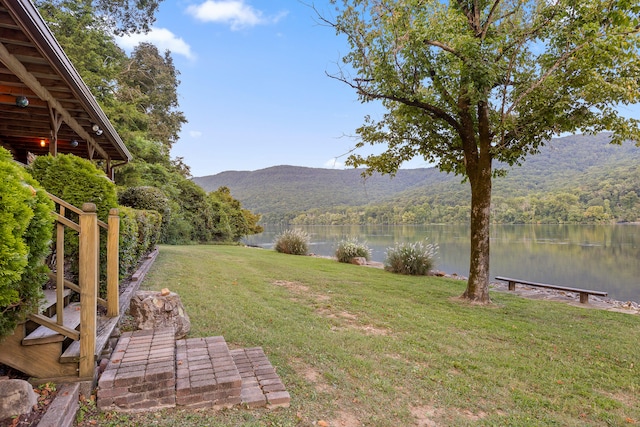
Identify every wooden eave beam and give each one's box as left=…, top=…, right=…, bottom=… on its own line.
left=0, top=40, right=109, bottom=160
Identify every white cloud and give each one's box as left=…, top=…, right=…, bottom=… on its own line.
left=189, top=130, right=203, bottom=138
left=324, top=158, right=345, bottom=169
left=115, top=27, right=195, bottom=60
left=186, top=1, right=287, bottom=30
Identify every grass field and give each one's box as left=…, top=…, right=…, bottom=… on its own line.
left=80, top=245, right=640, bottom=426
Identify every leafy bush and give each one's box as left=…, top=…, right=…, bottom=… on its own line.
left=0, top=147, right=54, bottom=338
left=209, top=187, right=263, bottom=242
left=174, top=178, right=215, bottom=243
left=29, top=154, right=117, bottom=220
left=133, top=208, right=162, bottom=256
left=117, top=207, right=162, bottom=277
left=274, top=229, right=310, bottom=255
left=118, top=186, right=170, bottom=239
left=335, top=237, right=372, bottom=263
left=118, top=207, right=139, bottom=277
left=29, top=154, right=118, bottom=281
left=384, top=240, right=438, bottom=275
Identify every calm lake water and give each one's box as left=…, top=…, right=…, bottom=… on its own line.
left=243, top=224, right=640, bottom=302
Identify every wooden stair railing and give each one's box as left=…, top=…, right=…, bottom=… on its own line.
left=25, top=193, right=120, bottom=379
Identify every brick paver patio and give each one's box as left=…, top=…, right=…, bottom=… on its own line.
left=97, top=327, right=290, bottom=413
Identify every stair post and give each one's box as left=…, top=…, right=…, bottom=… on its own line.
left=55, top=205, right=65, bottom=326
left=107, top=208, right=120, bottom=317
left=79, top=203, right=98, bottom=379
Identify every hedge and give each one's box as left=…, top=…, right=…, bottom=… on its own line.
left=118, top=186, right=170, bottom=239
left=0, top=147, right=54, bottom=339
left=29, top=154, right=117, bottom=282
left=118, top=207, right=162, bottom=278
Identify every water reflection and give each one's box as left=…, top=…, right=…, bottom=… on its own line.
left=243, top=224, right=640, bottom=302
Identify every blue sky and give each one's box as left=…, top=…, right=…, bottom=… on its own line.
left=115, top=0, right=640, bottom=178
left=115, top=0, right=423, bottom=177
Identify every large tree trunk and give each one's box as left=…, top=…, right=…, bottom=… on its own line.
left=460, top=100, right=493, bottom=303
left=462, top=166, right=492, bottom=302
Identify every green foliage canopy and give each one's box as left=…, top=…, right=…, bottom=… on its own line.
left=328, top=0, right=640, bottom=302
left=35, top=0, right=163, bottom=36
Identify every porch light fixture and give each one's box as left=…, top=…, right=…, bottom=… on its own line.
left=70, top=139, right=78, bottom=147
left=15, top=95, right=28, bottom=108
left=40, top=139, right=46, bottom=147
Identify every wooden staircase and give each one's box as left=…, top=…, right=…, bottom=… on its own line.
left=0, top=194, right=121, bottom=383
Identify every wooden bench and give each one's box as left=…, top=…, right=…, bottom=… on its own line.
left=494, top=276, right=608, bottom=304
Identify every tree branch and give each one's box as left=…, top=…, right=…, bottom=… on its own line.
left=505, top=41, right=589, bottom=117
left=424, top=39, right=465, bottom=61
left=480, top=0, right=508, bottom=40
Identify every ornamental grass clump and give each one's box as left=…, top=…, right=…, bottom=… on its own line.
left=335, top=237, right=372, bottom=263
left=384, top=240, right=438, bottom=275
left=274, top=229, right=310, bottom=255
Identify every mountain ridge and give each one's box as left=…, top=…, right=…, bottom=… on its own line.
left=193, top=134, right=640, bottom=223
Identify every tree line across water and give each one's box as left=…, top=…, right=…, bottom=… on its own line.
left=194, top=134, right=640, bottom=225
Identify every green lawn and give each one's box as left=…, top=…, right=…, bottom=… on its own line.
left=83, top=245, right=640, bottom=426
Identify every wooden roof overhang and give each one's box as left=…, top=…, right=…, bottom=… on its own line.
left=0, top=0, right=131, bottom=173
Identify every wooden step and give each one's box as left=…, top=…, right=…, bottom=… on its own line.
left=23, top=302, right=82, bottom=345
left=60, top=315, right=120, bottom=363
left=0, top=327, right=78, bottom=380
left=40, top=288, right=71, bottom=313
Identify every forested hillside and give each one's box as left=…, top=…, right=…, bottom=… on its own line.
left=193, top=165, right=455, bottom=222
left=193, top=134, right=640, bottom=224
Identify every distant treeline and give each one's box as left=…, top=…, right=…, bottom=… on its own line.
left=193, top=134, right=640, bottom=225
left=291, top=157, right=640, bottom=225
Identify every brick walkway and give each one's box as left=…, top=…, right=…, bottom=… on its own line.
left=97, top=327, right=290, bottom=413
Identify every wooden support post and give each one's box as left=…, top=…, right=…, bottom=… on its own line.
left=79, top=203, right=98, bottom=379
left=55, top=215, right=65, bottom=326
left=508, top=281, right=515, bottom=291
left=107, top=208, right=120, bottom=317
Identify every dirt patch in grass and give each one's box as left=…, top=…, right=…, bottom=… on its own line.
left=598, top=390, right=639, bottom=408
left=272, top=280, right=331, bottom=303
left=410, top=405, right=492, bottom=426
left=272, top=280, right=310, bottom=294
left=316, top=307, right=390, bottom=336
left=330, top=410, right=361, bottom=427
left=289, top=357, right=331, bottom=393
left=410, top=405, right=442, bottom=427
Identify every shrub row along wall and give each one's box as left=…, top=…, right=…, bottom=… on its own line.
left=28, top=154, right=163, bottom=289
left=0, top=150, right=163, bottom=338
left=0, top=148, right=54, bottom=338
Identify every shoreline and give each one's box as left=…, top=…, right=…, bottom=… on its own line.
left=433, top=269, right=640, bottom=315
left=353, top=257, right=640, bottom=315
left=281, top=251, right=640, bottom=315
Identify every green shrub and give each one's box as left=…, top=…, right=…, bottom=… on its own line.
left=162, top=215, right=193, bottom=245
left=118, top=186, right=170, bottom=239
left=384, top=240, right=438, bottom=275
left=29, top=154, right=117, bottom=220
left=174, top=178, right=216, bottom=243
left=118, top=207, right=139, bottom=277
left=273, top=229, right=310, bottom=255
left=335, top=237, right=372, bottom=263
left=133, top=209, right=162, bottom=256
left=117, top=207, right=162, bottom=278
left=29, top=154, right=117, bottom=281
left=0, top=147, right=54, bottom=338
